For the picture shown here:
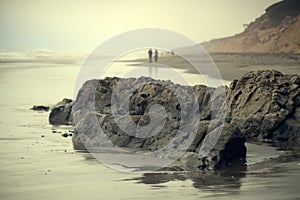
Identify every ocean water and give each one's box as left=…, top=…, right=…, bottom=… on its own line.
left=0, top=49, right=299, bottom=200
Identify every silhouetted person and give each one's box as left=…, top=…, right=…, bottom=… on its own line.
left=154, top=49, right=158, bottom=62
left=148, top=48, right=153, bottom=63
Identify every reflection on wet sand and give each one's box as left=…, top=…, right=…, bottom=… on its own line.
left=189, top=166, right=246, bottom=193
left=78, top=146, right=300, bottom=198
left=122, top=165, right=246, bottom=193
left=79, top=150, right=246, bottom=192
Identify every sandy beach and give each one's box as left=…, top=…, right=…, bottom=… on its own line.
left=0, top=50, right=300, bottom=200
left=1, top=0, right=300, bottom=199
left=116, top=53, right=300, bottom=82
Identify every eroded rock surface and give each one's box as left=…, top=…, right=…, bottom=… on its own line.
left=226, top=70, right=300, bottom=148
left=71, top=76, right=244, bottom=170
left=50, top=70, right=300, bottom=170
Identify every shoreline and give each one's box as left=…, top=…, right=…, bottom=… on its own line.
left=115, top=53, right=300, bottom=82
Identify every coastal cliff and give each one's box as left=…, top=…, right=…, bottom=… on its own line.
left=201, top=0, right=300, bottom=54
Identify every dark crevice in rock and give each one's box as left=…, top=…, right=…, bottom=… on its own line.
left=216, top=137, right=247, bottom=169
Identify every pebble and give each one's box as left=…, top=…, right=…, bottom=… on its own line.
left=61, top=133, right=69, bottom=138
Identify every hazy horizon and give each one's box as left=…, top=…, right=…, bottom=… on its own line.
left=0, top=0, right=281, bottom=51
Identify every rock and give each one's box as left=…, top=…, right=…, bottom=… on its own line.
left=61, top=133, right=69, bottom=138
left=192, top=122, right=246, bottom=170
left=71, top=76, right=245, bottom=170
left=49, top=98, right=73, bottom=125
left=31, top=105, right=49, bottom=111
left=53, top=70, right=300, bottom=171
left=226, top=70, right=300, bottom=148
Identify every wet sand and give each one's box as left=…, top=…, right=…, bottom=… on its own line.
left=0, top=50, right=300, bottom=199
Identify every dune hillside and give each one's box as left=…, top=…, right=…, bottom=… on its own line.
left=201, top=0, right=300, bottom=54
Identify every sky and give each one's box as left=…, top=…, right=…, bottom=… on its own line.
left=0, top=0, right=281, bottom=51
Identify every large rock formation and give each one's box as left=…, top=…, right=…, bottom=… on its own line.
left=201, top=0, right=300, bottom=54
left=50, top=70, right=300, bottom=170
left=226, top=70, right=300, bottom=148
left=71, top=76, right=246, bottom=170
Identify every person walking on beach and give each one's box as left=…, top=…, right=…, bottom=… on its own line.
left=154, top=49, right=158, bottom=62
left=148, top=48, right=153, bottom=63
